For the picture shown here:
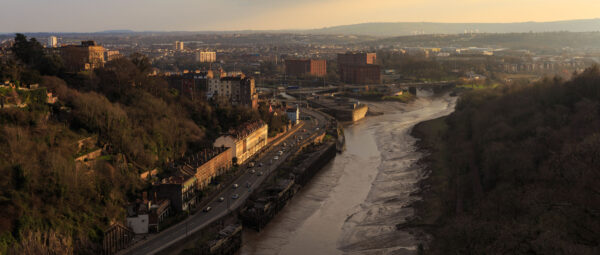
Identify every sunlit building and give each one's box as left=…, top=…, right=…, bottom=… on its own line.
left=47, top=36, right=57, bottom=48
left=285, top=59, right=327, bottom=77
left=59, top=40, right=105, bottom=72
left=196, top=51, right=216, bottom=63
left=338, top=52, right=381, bottom=84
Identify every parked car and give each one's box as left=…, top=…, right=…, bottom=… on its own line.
left=204, top=206, right=212, bottom=212
left=248, top=162, right=255, bottom=168
left=250, top=169, right=256, bottom=174
left=233, top=183, right=239, bottom=189
left=274, top=156, right=279, bottom=160
left=218, top=197, right=225, bottom=202
left=278, top=151, right=283, bottom=156
left=232, top=194, right=239, bottom=199
left=257, top=171, right=263, bottom=176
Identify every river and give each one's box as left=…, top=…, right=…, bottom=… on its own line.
left=239, top=94, right=456, bottom=255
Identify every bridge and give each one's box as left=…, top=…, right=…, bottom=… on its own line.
left=282, top=81, right=456, bottom=97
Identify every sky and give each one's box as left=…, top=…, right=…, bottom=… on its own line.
left=1, top=0, right=600, bottom=32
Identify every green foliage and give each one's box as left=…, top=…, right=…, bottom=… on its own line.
left=11, top=34, right=64, bottom=78
left=0, top=45, right=277, bottom=253
left=416, top=66, right=600, bottom=254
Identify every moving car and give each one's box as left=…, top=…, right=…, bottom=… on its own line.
left=233, top=183, right=239, bottom=189
left=274, top=156, right=279, bottom=160
left=232, top=194, right=239, bottom=199
left=218, top=197, right=225, bottom=202
left=203, top=206, right=212, bottom=212
left=250, top=169, right=256, bottom=174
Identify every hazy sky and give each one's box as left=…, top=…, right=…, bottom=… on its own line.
left=1, top=0, right=599, bottom=32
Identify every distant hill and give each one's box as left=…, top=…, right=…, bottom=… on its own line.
left=306, top=19, right=600, bottom=36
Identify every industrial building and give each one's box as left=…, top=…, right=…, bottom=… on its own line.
left=285, top=59, right=327, bottom=77
left=338, top=52, right=381, bottom=84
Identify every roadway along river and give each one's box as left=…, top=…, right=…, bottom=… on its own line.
left=239, top=94, right=457, bottom=255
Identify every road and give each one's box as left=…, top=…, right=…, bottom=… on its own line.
left=123, top=107, right=329, bottom=255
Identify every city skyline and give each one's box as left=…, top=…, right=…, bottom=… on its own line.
left=1, top=0, right=600, bottom=33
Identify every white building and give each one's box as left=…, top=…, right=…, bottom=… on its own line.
left=286, top=106, right=300, bottom=125
left=196, top=51, right=216, bottom=63
left=207, top=78, right=233, bottom=103
left=214, top=121, right=268, bottom=164
left=47, top=36, right=57, bottom=48
left=127, top=214, right=149, bottom=234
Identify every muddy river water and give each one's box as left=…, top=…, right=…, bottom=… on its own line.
left=239, top=94, right=456, bottom=255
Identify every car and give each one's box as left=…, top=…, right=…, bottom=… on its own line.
left=218, top=197, right=225, bottom=202
left=259, top=162, right=263, bottom=167
left=250, top=169, right=256, bottom=174
left=257, top=171, right=263, bottom=176
left=203, top=206, right=212, bottom=212
left=248, top=162, right=255, bottom=168
left=274, top=156, right=279, bottom=160
left=232, top=194, right=239, bottom=199
left=233, top=184, right=239, bottom=189
left=277, top=151, right=283, bottom=156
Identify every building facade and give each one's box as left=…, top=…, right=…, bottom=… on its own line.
left=214, top=121, right=268, bottom=165
left=104, top=50, right=121, bottom=62
left=207, top=76, right=258, bottom=109
left=59, top=41, right=105, bottom=72
left=180, top=147, right=233, bottom=189
left=285, top=59, right=327, bottom=77
left=196, top=51, right=217, bottom=63
left=167, top=70, right=214, bottom=98
left=338, top=52, right=381, bottom=84
left=47, top=36, right=57, bottom=48
left=339, top=64, right=381, bottom=84
left=286, top=106, right=300, bottom=125
left=175, top=41, right=184, bottom=51
left=239, top=77, right=258, bottom=109
left=156, top=172, right=197, bottom=212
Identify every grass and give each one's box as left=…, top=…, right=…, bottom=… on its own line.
left=456, top=83, right=500, bottom=90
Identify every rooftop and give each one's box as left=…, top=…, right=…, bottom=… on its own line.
left=226, top=120, right=265, bottom=139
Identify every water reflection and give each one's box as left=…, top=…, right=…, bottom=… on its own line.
left=240, top=95, right=456, bottom=255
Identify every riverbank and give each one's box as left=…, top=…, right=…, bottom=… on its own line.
left=240, top=96, right=456, bottom=255
left=406, top=69, right=600, bottom=254
left=401, top=116, right=451, bottom=250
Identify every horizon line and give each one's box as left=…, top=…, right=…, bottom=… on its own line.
left=1, top=17, right=600, bottom=35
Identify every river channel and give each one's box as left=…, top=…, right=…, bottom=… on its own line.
left=239, top=94, right=456, bottom=255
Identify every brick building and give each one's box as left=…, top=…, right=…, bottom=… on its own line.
left=338, top=52, right=381, bottom=84
left=59, top=40, right=105, bottom=72
left=285, top=59, right=327, bottom=77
